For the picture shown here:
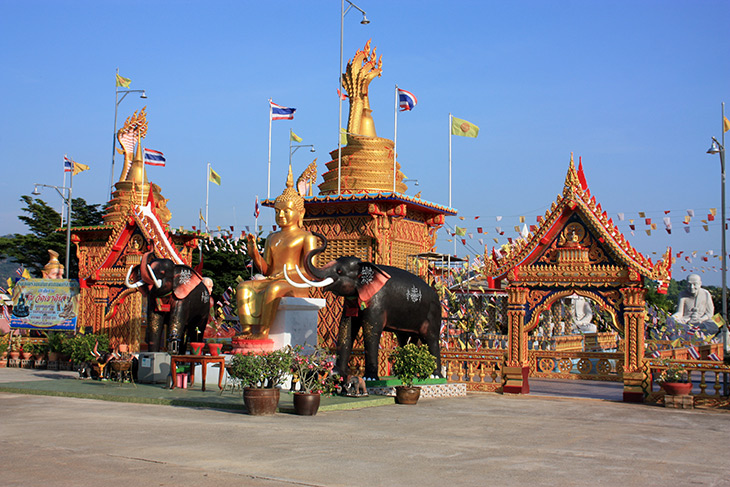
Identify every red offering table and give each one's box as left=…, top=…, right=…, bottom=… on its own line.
left=170, top=355, right=225, bottom=392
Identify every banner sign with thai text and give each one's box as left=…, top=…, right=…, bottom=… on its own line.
left=10, top=279, right=79, bottom=331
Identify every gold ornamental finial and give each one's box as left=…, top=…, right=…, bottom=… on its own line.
left=563, top=152, right=581, bottom=195
left=42, top=249, right=64, bottom=279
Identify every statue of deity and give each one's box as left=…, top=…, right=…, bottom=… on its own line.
left=672, top=274, right=719, bottom=335
left=570, top=295, right=596, bottom=334
left=235, top=164, right=321, bottom=338
left=42, top=250, right=64, bottom=279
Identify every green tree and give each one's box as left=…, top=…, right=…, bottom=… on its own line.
left=0, top=195, right=103, bottom=278
left=198, top=234, right=254, bottom=299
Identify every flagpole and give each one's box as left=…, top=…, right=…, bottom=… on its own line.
left=393, top=84, right=398, bottom=193
left=255, top=194, right=259, bottom=238
left=65, top=168, right=73, bottom=278
left=449, top=113, right=453, bottom=208
left=268, top=98, right=273, bottom=199
left=289, top=128, right=293, bottom=167
left=61, top=161, right=67, bottom=227
left=109, top=68, right=119, bottom=200
left=721, top=101, right=728, bottom=373
left=205, top=163, right=210, bottom=232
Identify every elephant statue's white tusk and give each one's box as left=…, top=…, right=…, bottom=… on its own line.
left=283, top=266, right=311, bottom=289
left=295, top=265, right=333, bottom=288
left=124, top=267, right=144, bottom=289
left=147, top=264, right=163, bottom=289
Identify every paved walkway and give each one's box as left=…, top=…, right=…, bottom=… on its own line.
left=1, top=368, right=729, bottom=487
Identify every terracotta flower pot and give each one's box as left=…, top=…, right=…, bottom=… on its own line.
left=293, top=392, right=321, bottom=416
left=21, top=351, right=33, bottom=360
left=48, top=352, right=60, bottom=362
left=395, top=385, right=421, bottom=405
left=189, top=342, right=205, bottom=355
left=9, top=351, right=20, bottom=360
left=207, top=343, right=223, bottom=356
left=662, top=382, right=692, bottom=396
left=243, top=387, right=280, bottom=415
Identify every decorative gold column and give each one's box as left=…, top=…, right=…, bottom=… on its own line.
left=620, top=286, right=647, bottom=402
left=503, top=286, right=530, bottom=393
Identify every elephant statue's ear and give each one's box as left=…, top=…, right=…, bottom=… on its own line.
left=357, top=263, right=391, bottom=305
left=173, top=266, right=204, bottom=300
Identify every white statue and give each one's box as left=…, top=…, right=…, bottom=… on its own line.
left=672, top=274, right=719, bottom=335
left=570, top=295, right=597, bottom=334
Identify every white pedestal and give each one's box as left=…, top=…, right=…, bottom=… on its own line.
left=269, top=297, right=326, bottom=351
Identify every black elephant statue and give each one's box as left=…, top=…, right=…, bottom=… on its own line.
left=283, top=234, right=442, bottom=380
left=125, top=251, right=210, bottom=354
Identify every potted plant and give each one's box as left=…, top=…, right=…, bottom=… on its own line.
left=0, top=336, right=8, bottom=366
left=28, top=341, right=48, bottom=361
left=8, top=333, right=22, bottom=360
left=656, top=360, right=692, bottom=396
left=389, top=343, right=437, bottom=405
left=229, top=348, right=293, bottom=415
left=290, top=345, right=337, bottom=416
left=47, top=332, right=67, bottom=362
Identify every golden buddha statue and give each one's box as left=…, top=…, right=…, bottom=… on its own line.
left=236, top=164, right=321, bottom=338
left=42, top=250, right=64, bottom=279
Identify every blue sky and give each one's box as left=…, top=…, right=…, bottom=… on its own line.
left=1, top=1, right=728, bottom=283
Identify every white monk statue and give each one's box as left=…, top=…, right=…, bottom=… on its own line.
left=570, top=295, right=597, bottom=334
left=672, top=274, right=719, bottom=335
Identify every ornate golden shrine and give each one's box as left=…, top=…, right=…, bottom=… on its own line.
left=71, top=110, right=199, bottom=350
left=263, top=42, right=456, bottom=359
left=482, top=156, right=673, bottom=402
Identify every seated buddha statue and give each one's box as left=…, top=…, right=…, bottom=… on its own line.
left=235, top=165, right=320, bottom=338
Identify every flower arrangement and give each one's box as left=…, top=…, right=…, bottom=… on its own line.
left=656, top=359, right=689, bottom=384
left=390, top=343, right=437, bottom=388
left=289, top=345, right=337, bottom=394
left=229, top=348, right=293, bottom=389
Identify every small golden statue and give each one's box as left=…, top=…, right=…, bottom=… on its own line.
left=236, top=164, right=321, bottom=338
left=42, top=250, right=64, bottom=279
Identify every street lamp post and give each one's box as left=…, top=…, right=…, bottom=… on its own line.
left=109, top=80, right=146, bottom=199
left=32, top=183, right=72, bottom=278
left=706, top=101, right=728, bottom=395
left=338, top=0, right=370, bottom=195
left=289, top=139, right=315, bottom=167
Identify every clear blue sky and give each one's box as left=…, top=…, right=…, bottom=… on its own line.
left=1, top=1, right=728, bottom=283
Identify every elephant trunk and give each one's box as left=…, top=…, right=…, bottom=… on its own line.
left=304, top=232, right=330, bottom=281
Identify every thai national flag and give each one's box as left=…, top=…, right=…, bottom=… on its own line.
left=63, top=155, right=73, bottom=172
left=687, top=346, right=700, bottom=360
left=270, top=101, right=296, bottom=120
left=254, top=196, right=260, bottom=219
left=143, top=148, right=166, bottom=167
left=708, top=352, right=721, bottom=361
left=398, top=88, right=417, bottom=111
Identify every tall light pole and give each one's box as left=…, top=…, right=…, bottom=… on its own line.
left=706, top=101, right=728, bottom=395
left=32, top=182, right=72, bottom=278
left=109, top=75, right=147, bottom=199
left=289, top=137, right=315, bottom=167
left=338, top=0, right=369, bottom=195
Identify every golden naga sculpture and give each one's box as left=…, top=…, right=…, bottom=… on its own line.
left=319, top=41, right=408, bottom=195
left=104, top=108, right=172, bottom=225
left=236, top=164, right=325, bottom=338
left=343, top=39, right=382, bottom=137
left=117, top=107, right=148, bottom=182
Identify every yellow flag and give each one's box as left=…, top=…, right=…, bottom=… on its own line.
left=340, top=128, right=348, bottom=146
left=22, top=269, right=31, bottom=279
left=451, top=116, right=479, bottom=138
left=712, top=313, right=726, bottom=328
left=115, top=73, right=131, bottom=88
left=209, top=167, right=221, bottom=186
left=72, top=162, right=90, bottom=176
left=290, top=131, right=303, bottom=143
left=724, top=116, right=730, bottom=133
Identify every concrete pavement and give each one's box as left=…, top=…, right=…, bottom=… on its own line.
left=1, top=368, right=729, bottom=487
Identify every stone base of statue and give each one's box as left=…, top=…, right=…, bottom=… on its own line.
left=230, top=338, right=274, bottom=354
left=269, top=297, right=326, bottom=350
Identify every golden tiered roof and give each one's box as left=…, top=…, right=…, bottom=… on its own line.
left=482, top=155, right=673, bottom=284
